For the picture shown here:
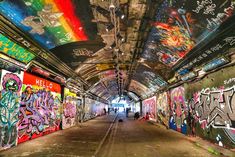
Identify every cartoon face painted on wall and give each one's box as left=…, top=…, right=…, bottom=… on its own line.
left=0, top=70, right=23, bottom=150
left=2, top=73, right=22, bottom=92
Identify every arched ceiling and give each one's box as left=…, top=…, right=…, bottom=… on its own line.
left=0, top=0, right=234, bottom=101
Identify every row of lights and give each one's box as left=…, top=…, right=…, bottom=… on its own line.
left=108, top=1, right=126, bottom=96
left=95, top=0, right=126, bottom=96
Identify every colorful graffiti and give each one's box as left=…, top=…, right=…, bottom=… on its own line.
left=188, top=87, right=235, bottom=146
left=170, top=86, right=187, bottom=134
left=84, top=98, right=105, bottom=121
left=62, top=88, right=78, bottom=129
left=0, top=34, right=35, bottom=64
left=0, top=70, right=23, bottom=149
left=0, top=0, right=88, bottom=49
left=156, top=92, right=169, bottom=128
left=18, top=72, right=61, bottom=143
left=142, top=0, right=234, bottom=66
left=0, top=59, right=20, bottom=73
left=142, top=96, right=157, bottom=121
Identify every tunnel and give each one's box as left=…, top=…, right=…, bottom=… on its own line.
left=0, top=0, right=234, bottom=156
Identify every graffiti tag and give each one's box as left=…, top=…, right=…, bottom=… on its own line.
left=191, top=87, right=235, bottom=129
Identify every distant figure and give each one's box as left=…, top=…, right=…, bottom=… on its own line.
left=134, top=112, right=140, bottom=120
left=108, top=108, right=110, bottom=115
left=103, top=108, right=106, bottom=115
left=145, top=112, right=149, bottom=120
left=126, top=108, right=129, bottom=117
left=114, top=108, right=117, bottom=113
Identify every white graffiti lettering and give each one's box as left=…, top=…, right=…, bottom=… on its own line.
left=190, top=87, right=235, bottom=129
left=224, top=78, right=235, bottom=85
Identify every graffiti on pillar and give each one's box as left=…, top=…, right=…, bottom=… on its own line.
left=142, top=96, right=157, bottom=121
left=188, top=87, right=235, bottom=145
left=62, top=88, right=77, bottom=129
left=170, top=86, right=187, bottom=134
left=0, top=70, right=23, bottom=150
left=18, top=72, right=62, bottom=144
left=156, top=92, right=170, bottom=128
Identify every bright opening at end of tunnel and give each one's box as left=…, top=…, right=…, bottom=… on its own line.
left=111, top=96, right=140, bottom=113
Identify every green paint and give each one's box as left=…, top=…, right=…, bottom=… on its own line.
left=0, top=34, right=35, bottom=64
left=25, top=0, right=74, bottom=45
left=207, top=147, right=219, bottom=155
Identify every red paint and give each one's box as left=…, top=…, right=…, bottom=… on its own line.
left=18, top=135, right=30, bottom=144
left=54, top=0, right=88, bottom=40
left=23, top=72, right=61, bottom=93
left=18, top=126, right=60, bottom=144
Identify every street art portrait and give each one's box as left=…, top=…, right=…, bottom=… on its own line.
left=18, top=72, right=62, bottom=143
left=0, top=70, right=23, bottom=150
left=142, top=0, right=234, bottom=67
left=62, top=88, right=78, bottom=129
left=156, top=92, right=170, bottom=128
left=170, top=86, right=187, bottom=134
left=142, top=96, right=157, bottom=121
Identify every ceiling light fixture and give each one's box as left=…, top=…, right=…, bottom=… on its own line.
left=94, top=6, right=110, bottom=17
left=109, top=42, right=116, bottom=49
left=115, top=8, right=125, bottom=19
left=117, top=33, right=125, bottom=42
left=109, top=3, right=115, bottom=9
left=106, top=23, right=114, bottom=32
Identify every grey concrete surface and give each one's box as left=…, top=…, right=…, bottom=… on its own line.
left=0, top=113, right=234, bottom=157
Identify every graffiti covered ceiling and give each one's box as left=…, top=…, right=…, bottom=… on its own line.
left=132, top=64, right=168, bottom=95
left=128, top=80, right=152, bottom=99
left=0, top=0, right=234, bottom=101
left=142, top=0, right=234, bottom=67
left=0, top=0, right=98, bottom=49
left=50, top=40, right=105, bottom=70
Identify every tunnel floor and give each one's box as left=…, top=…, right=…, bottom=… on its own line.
left=0, top=113, right=234, bottom=157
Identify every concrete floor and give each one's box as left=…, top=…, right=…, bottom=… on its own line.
left=0, top=113, right=234, bottom=157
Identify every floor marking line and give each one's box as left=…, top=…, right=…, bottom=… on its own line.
left=93, top=114, right=118, bottom=157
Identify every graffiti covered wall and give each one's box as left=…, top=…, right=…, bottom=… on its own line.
left=156, top=92, right=170, bottom=128
left=0, top=70, right=23, bottom=150
left=185, top=66, right=235, bottom=147
left=62, top=88, right=78, bottom=129
left=142, top=96, right=157, bottom=121
left=18, top=72, right=62, bottom=144
left=170, top=86, right=187, bottom=134
left=84, top=98, right=105, bottom=121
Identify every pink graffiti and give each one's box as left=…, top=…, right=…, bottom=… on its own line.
left=2, top=73, right=22, bottom=92
left=64, top=103, right=76, bottom=118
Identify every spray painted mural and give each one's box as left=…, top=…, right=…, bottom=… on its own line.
left=156, top=92, right=169, bottom=128
left=62, top=88, right=79, bottom=129
left=188, top=87, right=235, bottom=147
left=84, top=98, right=105, bottom=121
left=18, top=72, right=62, bottom=144
left=0, top=0, right=88, bottom=49
left=142, top=0, right=234, bottom=66
left=170, top=86, right=187, bottom=134
left=184, top=67, right=235, bottom=147
left=0, top=34, right=35, bottom=64
left=0, top=70, right=23, bottom=150
left=142, top=96, right=157, bottom=121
